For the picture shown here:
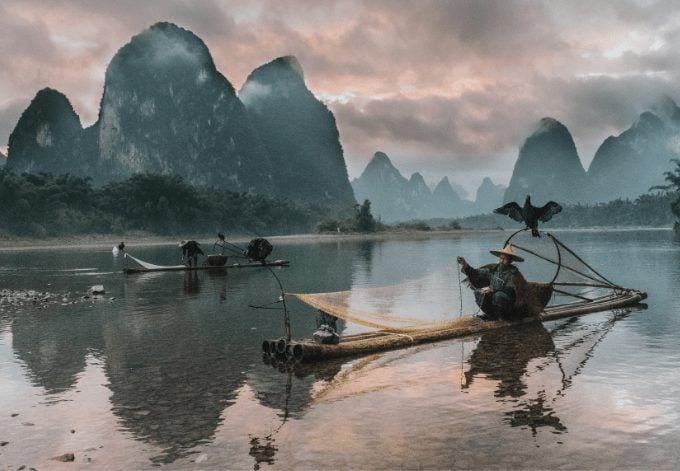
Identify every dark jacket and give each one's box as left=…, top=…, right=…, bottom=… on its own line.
left=181, top=241, right=204, bottom=258
left=462, top=262, right=520, bottom=319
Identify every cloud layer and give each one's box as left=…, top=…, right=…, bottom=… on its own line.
left=2, top=0, right=680, bottom=192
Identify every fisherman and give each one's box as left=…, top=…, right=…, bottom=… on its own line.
left=112, top=241, right=125, bottom=256
left=457, top=244, right=524, bottom=321
left=179, top=240, right=204, bottom=267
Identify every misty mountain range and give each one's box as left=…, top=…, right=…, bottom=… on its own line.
left=357, top=109, right=680, bottom=222
left=351, top=151, right=505, bottom=221
left=6, top=22, right=354, bottom=210
left=4, top=21, right=679, bottom=223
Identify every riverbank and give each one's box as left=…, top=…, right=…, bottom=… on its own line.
left=1, top=226, right=673, bottom=252
left=0, top=228, right=501, bottom=252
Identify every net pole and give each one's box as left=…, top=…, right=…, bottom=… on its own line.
left=265, top=265, right=291, bottom=342
left=551, top=236, right=622, bottom=288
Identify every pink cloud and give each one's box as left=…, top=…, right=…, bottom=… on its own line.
left=2, top=0, right=680, bottom=190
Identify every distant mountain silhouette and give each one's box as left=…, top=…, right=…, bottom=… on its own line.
left=504, top=117, right=591, bottom=204
left=352, top=152, right=486, bottom=221
left=588, top=107, right=679, bottom=202
left=351, top=151, right=411, bottom=221
left=7, top=88, right=85, bottom=175
left=475, top=177, right=506, bottom=214
left=240, top=56, right=356, bottom=209
left=431, top=176, right=474, bottom=217
left=406, top=172, right=434, bottom=217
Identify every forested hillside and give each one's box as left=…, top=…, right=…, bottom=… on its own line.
left=0, top=169, right=326, bottom=237
left=454, top=193, right=676, bottom=230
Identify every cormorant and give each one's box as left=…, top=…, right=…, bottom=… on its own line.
left=494, top=195, right=562, bottom=237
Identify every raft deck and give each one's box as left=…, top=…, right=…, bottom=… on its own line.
left=124, top=259, right=290, bottom=273
left=264, top=289, right=647, bottom=363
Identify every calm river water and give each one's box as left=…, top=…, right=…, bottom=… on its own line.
left=0, top=229, right=679, bottom=470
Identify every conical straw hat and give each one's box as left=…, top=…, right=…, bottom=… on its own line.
left=489, top=244, right=524, bottom=262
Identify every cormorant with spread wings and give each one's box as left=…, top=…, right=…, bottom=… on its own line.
left=494, top=195, right=562, bottom=237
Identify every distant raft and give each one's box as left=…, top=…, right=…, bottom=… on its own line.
left=123, top=253, right=289, bottom=273
left=262, top=230, right=647, bottom=363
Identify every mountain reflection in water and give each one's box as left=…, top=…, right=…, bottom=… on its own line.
left=0, top=231, right=677, bottom=470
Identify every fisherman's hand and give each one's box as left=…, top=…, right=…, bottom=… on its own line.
left=481, top=286, right=492, bottom=294
left=456, top=256, right=467, bottom=267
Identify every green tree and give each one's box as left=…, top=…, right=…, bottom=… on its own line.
left=354, top=199, right=376, bottom=232
left=653, top=158, right=680, bottom=232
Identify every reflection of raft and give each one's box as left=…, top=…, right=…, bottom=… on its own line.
left=263, top=289, right=646, bottom=362
left=262, top=230, right=647, bottom=363
left=123, top=253, right=289, bottom=274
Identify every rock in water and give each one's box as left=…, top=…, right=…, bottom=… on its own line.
left=89, top=285, right=105, bottom=295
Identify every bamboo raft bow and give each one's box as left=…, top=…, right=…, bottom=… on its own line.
left=261, top=230, right=647, bottom=364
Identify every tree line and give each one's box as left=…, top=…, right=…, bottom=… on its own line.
left=1, top=164, right=680, bottom=238
left=0, top=169, right=328, bottom=237
left=454, top=191, right=678, bottom=230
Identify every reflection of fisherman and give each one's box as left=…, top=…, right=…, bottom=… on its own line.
left=464, top=322, right=555, bottom=397
left=457, top=245, right=524, bottom=321
left=179, top=240, right=204, bottom=267
left=463, top=322, right=567, bottom=434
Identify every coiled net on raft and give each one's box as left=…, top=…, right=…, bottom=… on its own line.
left=289, top=231, right=629, bottom=332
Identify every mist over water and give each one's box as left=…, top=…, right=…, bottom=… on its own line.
left=0, top=229, right=678, bottom=469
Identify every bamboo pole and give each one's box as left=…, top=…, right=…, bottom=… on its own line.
left=269, top=290, right=646, bottom=362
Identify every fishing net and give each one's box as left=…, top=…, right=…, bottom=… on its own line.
left=291, top=274, right=462, bottom=331
left=290, top=230, right=629, bottom=332
left=124, top=253, right=184, bottom=270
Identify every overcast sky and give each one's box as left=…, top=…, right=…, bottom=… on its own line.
left=2, top=0, right=680, bottom=194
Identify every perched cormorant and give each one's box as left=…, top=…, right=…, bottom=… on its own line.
left=494, top=195, right=562, bottom=237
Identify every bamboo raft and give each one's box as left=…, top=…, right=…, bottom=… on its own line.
left=124, top=260, right=289, bottom=273
left=262, top=289, right=647, bottom=363
left=123, top=252, right=289, bottom=273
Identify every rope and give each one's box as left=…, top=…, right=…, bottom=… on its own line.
left=551, top=237, right=622, bottom=288
left=513, top=243, right=613, bottom=287
left=456, top=263, right=463, bottom=317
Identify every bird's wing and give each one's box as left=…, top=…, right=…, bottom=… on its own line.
left=536, top=201, right=563, bottom=222
left=493, top=202, right=524, bottom=222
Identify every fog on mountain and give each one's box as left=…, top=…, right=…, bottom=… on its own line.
left=5, top=22, right=680, bottom=227
left=6, top=22, right=354, bottom=213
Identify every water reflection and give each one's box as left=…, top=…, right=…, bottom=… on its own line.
left=248, top=372, right=291, bottom=470
left=183, top=270, right=201, bottom=295
left=1, top=233, right=672, bottom=468
left=464, top=309, right=641, bottom=437
left=12, top=305, right=104, bottom=393
left=464, top=322, right=555, bottom=398
left=462, top=321, right=566, bottom=435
